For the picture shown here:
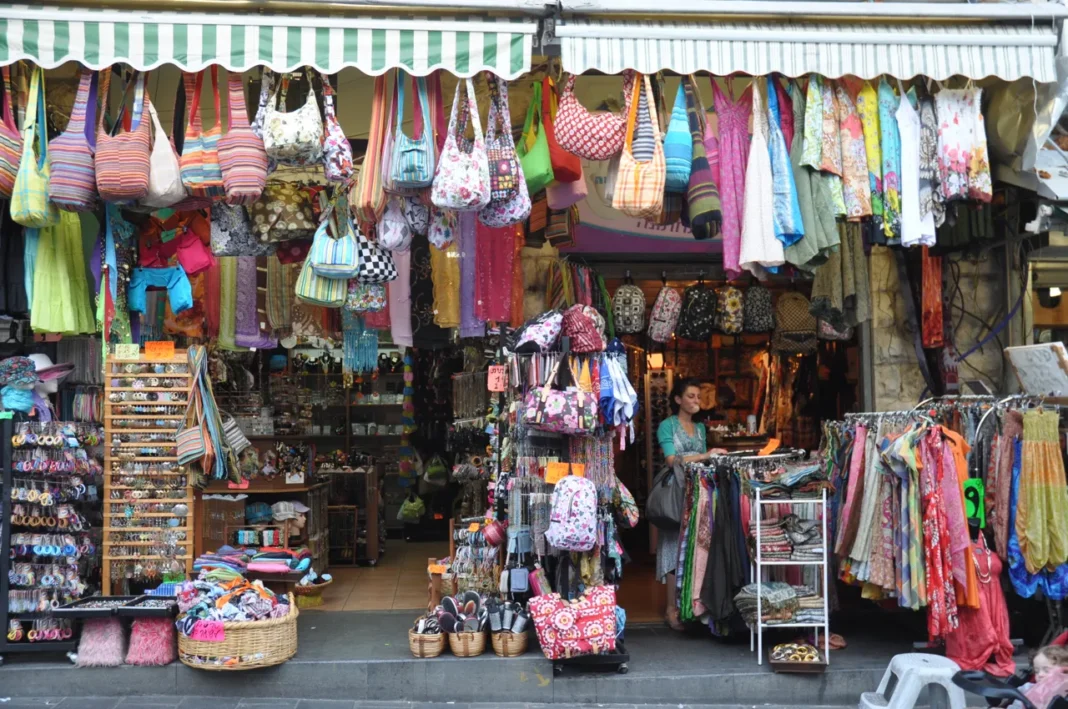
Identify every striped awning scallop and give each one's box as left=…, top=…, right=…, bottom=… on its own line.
left=0, top=5, right=537, bottom=79
left=556, top=19, right=1059, bottom=82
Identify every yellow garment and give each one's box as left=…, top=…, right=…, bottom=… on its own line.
left=1019, top=410, right=1068, bottom=573
left=430, top=242, right=460, bottom=328
left=30, top=211, right=95, bottom=335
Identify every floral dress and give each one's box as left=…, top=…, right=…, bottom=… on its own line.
left=967, top=87, right=993, bottom=203
left=919, top=428, right=960, bottom=641
left=878, top=78, right=902, bottom=242
left=935, top=88, right=972, bottom=203
left=855, top=81, right=884, bottom=229
left=712, top=80, right=752, bottom=279
left=835, top=83, right=872, bottom=220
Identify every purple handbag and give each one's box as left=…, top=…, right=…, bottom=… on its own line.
left=521, top=362, right=598, bottom=436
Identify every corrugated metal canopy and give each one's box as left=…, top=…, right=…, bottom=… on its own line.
left=556, top=19, right=1060, bottom=82
left=0, top=4, right=537, bottom=78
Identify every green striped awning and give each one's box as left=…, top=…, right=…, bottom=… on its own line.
left=0, top=5, right=537, bottom=79
left=557, top=19, right=1059, bottom=82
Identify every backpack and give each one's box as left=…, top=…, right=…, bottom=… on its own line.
left=562, top=304, right=605, bottom=353
left=772, top=292, right=818, bottom=354
left=514, top=310, right=563, bottom=353
left=714, top=286, right=744, bottom=335
left=743, top=284, right=775, bottom=333
left=675, top=285, right=717, bottom=342
left=545, top=475, right=598, bottom=552
left=613, top=284, right=646, bottom=334
left=647, top=286, right=681, bottom=343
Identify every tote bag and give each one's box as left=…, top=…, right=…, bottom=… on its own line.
left=483, top=74, right=522, bottom=205
left=0, top=67, right=21, bottom=199
left=517, top=82, right=553, bottom=197
left=180, top=67, right=226, bottom=200
left=354, top=223, right=398, bottom=284
left=663, top=81, right=692, bottom=193
left=96, top=69, right=152, bottom=203
left=352, top=72, right=389, bottom=225
left=389, top=73, right=435, bottom=189
left=309, top=199, right=359, bottom=279
left=295, top=248, right=347, bottom=307
left=683, top=77, right=721, bottom=241
left=167, top=76, right=212, bottom=213
left=430, top=78, right=490, bottom=211
left=11, top=67, right=59, bottom=228
left=262, top=68, right=324, bottom=166
left=613, top=74, right=665, bottom=220
left=478, top=79, right=531, bottom=228
left=218, top=72, right=268, bottom=206
left=554, top=74, right=626, bottom=162
left=542, top=76, right=582, bottom=183
left=48, top=68, right=98, bottom=211
left=140, top=101, right=187, bottom=209
left=320, top=74, right=353, bottom=183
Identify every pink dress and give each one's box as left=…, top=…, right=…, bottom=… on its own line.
left=945, top=539, right=1016, bottom=677
left=712, top=79, right=752, bottom=280
left=388, top=249, right=413, bottom=346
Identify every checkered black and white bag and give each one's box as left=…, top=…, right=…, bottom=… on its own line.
left=355, top=225, right=398, bottom=285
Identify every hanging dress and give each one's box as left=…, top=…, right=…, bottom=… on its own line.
left=896, top=86, right=933, bottom=248
left=786, top=81, right=839, bottom=270
left=31, top=211, right=95, bottom=335
left=919, top=428, right=960, bottom=640
left=966, top=87, right=993, bottom=203
left=878, top=78, right=902, bottom=242
left=918, top=89, right=945, bottom=228
left=765, top=76, right=804, bottom=247
left=854, top=81, right=884, bottom=231
left=1018, top=410, right=1068, bottom=574
left=712, top=79, right=752, bottom=280
left=739, top=80, right=784, bottom=279
left=835, top=83, right=873, bottom=220
left=944, top=537, right=1016, bottom=677
left=935, top=88, right=971, bottom=203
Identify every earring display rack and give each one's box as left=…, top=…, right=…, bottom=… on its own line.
left=1, top=420, right=104, bottom=663
left=102, top=350, right=195, bottom=594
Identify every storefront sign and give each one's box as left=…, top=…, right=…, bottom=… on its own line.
left=144, top=341, right=175, bottom=360
left=113, top=344, right=140, bottom=360
left=487, top=365, right=507, bottom=392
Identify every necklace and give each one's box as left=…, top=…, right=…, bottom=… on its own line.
left=973, top=543, right=993, bottom=584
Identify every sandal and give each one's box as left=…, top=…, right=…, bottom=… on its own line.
left=665, top=608, right=684, bottom=632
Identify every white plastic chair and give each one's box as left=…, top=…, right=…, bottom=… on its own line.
left=859, top=653, right=967, bottom=709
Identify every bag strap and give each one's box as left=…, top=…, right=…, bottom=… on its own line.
left=521, top=81, right=543, bottom=146
left=25, top=68, right=46, bottom=167
left=643, top=74, right=661, bottom=142
left=683, top=76, right=705, bottom=141
left=622, top=72, right=641, bottom=154
left=99, top=68, right=140, bottom=138
left=66, top=69, right=94, bottom=140
left=0, top=67, right=16, bottom=133
left=188, top=66, right=220, bottom=132
left=320, top=72, right=338, bottom=119
left=130, top=71, right=148, bottom=131
left=414, top=76, right=430, bottom=141
left=172, top=73, right=190, bottom=154
left=226, top=73, right=249, bottom=130
left=428, top=71, right=446, bottom=154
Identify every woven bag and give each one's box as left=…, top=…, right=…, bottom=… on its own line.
left=11, top=67, right=59, bottom=228
left=309, top=199, right=359, bottom=279
left=96, top=69, right=152, bottom=203
left=177, top=395, right=208, bottom=465
left=219, top=72, right=268, bottom=206
left=48, top=68, right=99, bottom=211
left=430, top=78, right=490, bottom=211
left=321, top=74, right=353, bottom=183
left=0, top=66, right=21, bottom=199
left=613, top=74, right=665, bottom=220
left=221, top=412, right=252, bottom=455
left=351, top=72, right=389, bottom=225
left=683, top=77, right=721, bottom=241
left=555, top=74, right=626, bottom=161
left=663, top=82, right=692, bottom=193
left=180, top=68, right=226, bottom=200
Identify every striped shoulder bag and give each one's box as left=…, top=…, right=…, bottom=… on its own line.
left=389, top=73, right=435, bottom=189
left=96, top=69, right=152, bottom=203
left=0, top=66, right=21, bottom=199
left=11, top=67, right=59, bottom=228
left=219, top=72, right=268, bottom=206
left=49, top=68, right=99, bottom=211
left=180, top=67, right=226, bottom=200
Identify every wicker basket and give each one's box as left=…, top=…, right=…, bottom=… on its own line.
left=178, top=594, right=299, bottom=671
left=491, top=631, right=528, bottom=657
left=408, top=629, right=446, bottom=658
left=294, top=580, right=332, bottom=609
left=448, top=631, right=487, bottom=657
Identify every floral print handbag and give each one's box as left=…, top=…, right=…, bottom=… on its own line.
left=528, top=585, right=618, bottom=660
left=320, top=73, right=353, bottom=183
left=249, top=182, right=317, bottom=242
left=521, top=361, right=598, bottom=436
left=478, top=81, right=531, bottom=228
left=262, top=68, right=324, bottom=167
left=210, top=202, right=274, bottom=256
left=430, top=78, right=490, bottom=211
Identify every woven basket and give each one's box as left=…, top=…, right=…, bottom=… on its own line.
left=408, top=629, right=446, bottom=658
left=448, top=631, right=487, bottom=657
left=491, top=631, right=528, bottom=657
left=294, top=580, right=332, bottom=608
left=178, top=594, right=299, bottom=671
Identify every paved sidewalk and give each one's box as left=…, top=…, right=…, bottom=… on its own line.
left=0, top=700, right=853, bottom=709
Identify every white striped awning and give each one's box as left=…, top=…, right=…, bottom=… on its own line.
left=557, top=19, right=1059, bottom=82
left=0, top=5, right=537, bottom=79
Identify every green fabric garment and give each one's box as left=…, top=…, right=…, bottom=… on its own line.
left=217, top=257, right=248, bottom=352
left=680, top=476, right=700, bottom=622
left=785, top=81, right=840, bottom=272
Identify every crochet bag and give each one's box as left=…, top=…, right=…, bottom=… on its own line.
left=48, top=68, right=99, bottom=211
left=379, top=197, right=413, bottom=252
left=613, top=283, right=646, bottom=334
left=743, top=284, right=775, bottom=332
left=478, top=79, right=531, bottom=228
left=522, top=361, right=598, bottom=436
left=714, top=286, right=744, bottom=335
left=542, top=76, right=582, bottom=183
left=179, top=68, right=226, bottom=200
left=613, top=74, right=665, bottom=220
left=354, top=223, right=399, bottom=284
left=218, top=73, right=268, bottom=206
left=529, top=585, right=617, bottom=660
left=96, top=69, right=152, bottom=203
left=351, top=72, right=389, bottom=225
left=562, top=304, right=605, bottom=353
left=647, top=286, right=681, bottom=343
left=390, top=74, right=435, bottom=189
left=263, top=68, right=324, bottom=166
left=11, top=67, right=59, bottom=228
left=545, top=475, right=599, bottom=552
left=309, top=200, right=358, bottom=279
left=513, top=310, right=562, bottom=353
left=430, top=78, right=490, bottom=211
left=210, top=203, right=273, bottom=256
left=772, top=292, right=818, bottom=354
left=320, top=74, right=353, bottom=183
left=0, top=67, right=21, bottom=199
left=140, top=100, right=186, bottom=209
left=517, top=81, right=554, bottom=197
left=675, top=284, right=716, bottom=342
left=555, top=74, right=625, bottom=161
left=663, top=82, right=692, bottom=193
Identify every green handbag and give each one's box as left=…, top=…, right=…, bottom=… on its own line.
left=295, top=254, right=346, bottom=308
left=518, top=82, right=554, bottom=197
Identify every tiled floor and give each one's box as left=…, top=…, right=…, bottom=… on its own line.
left=313, top=539, right=450, bottom=612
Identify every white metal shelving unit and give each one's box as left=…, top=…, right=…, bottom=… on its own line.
left=749, top=487, right=830, bottom=666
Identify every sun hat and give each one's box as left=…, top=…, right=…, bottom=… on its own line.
left=0, top=357, right=39, bottom=388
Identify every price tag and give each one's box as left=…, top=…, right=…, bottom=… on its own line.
left=190, top=620, right=226, bottom=642
left=487, top=365, right=507, bottom=392
left=114, top=344, right=140, bottom=361
left=227, top=479, right=250, bottom=490
left=144, top=341, right=175, bottom=360
left=758, top=438, right=781, bottom=456
left=468, top=522, right=481, bottom=532
left=427, top=564, right=447, bottom=575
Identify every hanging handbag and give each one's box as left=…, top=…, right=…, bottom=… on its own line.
left=167, top=77, right=212, bottom=213
left=479, top=81, right=531, bottom=228
left=613, top=74, right=665, bottom=220
left=521, top=360, right=598, bottom=436
left=210, top=202, right=274, bottom=256
left=320, top=73, right=354, bottom=183
left=95, top=69, right=152, bottom=203
left=263, top=68, right=324, bottom=166
left=352, top=71, right=389, bottom=225
left=179, top=68, right=226, bottom=200
left=177, top=394, right=208, bottom=465
left=378, top=196, right=413, bottom=252
left=546, top=166, right=587, bottom=210
left=309, top=198, right=359, bottom=279
left=403, top=194, right=429, bottom=236
left=249, top=69, right=278, bottom=174
left=542, top=76, right=582, bottom=183
left=221, top=412, right=252, bottom=455
left=545, top=205, right=578, bottom=249
left=354, top=222, right=399, bottom=284
left=249, top=181, right=317, bottom=242
left=518, top=81, right=554, bottom=197
left=11, top=67, right=59, bottom=228
left=482, top=74, right=522, bottom=206
left=48, top=68, right=98, bottom=211
left=295, top=252, right=347, bottom=307
left=0, top=66, right=21, bottom=199
left=140, top=100, right=187, bottom=209
left=647, top=460, right=685, bottom=530
left=554, top=74, right=626, bottom=162
left=346, top=280, right=387, bottom=312
left=684, top=77, right=721, bottom=240
left=663, top=81, right=692, bottom=193
left=389, top=73, right=435, bottom=189
left=428, top=206, right=457, bottom=249
left=219, top=72, right=268, bottom=206
left=430, top=78, right=490, bottom=211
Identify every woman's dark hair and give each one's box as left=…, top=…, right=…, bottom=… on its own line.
left=669, top=377, right=703, bottom=415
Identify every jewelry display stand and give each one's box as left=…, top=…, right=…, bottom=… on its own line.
left=103, top=350, right=195, bottom=593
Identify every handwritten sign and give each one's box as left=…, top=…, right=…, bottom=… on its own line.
left=190, top=620, right=226, bottom=642
left=487, top=365, right=507, bottom=393
left=1005, top=343, right=1068, bottom=396
left=144, top=341, right=175, bottom=360
left=758, top=439, right=781, bottom=456
left=545, top=462, right=585, bottom=484
left=114, top=344, right=140, bottom=361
